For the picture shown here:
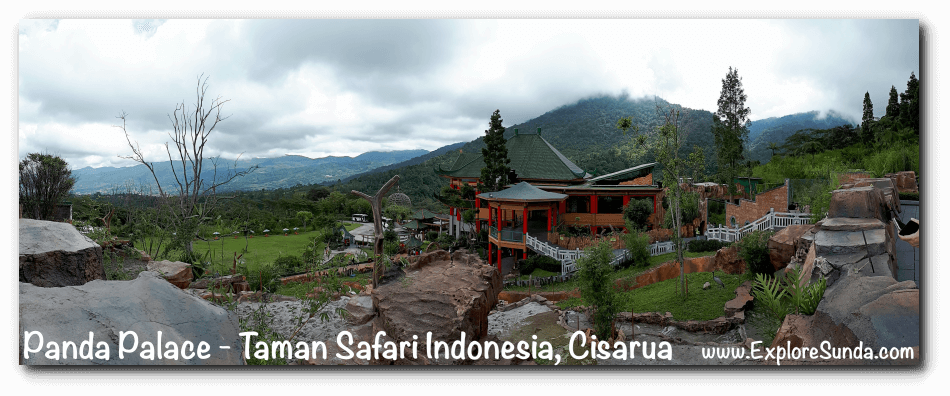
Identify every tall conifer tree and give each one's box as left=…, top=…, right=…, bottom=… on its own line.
left=886, top=86, right=900, bottom=119
left=862, top=91, right=875, bottom=142
left=479, top=109, right=511, bottom=192
left=711, top=66, right=750, bottom=198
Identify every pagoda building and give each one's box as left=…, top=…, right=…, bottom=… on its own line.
left=435, top=128, right=665, bottom=272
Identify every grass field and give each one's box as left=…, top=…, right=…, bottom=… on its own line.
left=504, top=249, right=746, bottom=322
left=189, top=231, right=325, bottom=275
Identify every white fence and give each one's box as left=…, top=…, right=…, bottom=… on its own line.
left=527, top=235, right=680, bottom=276
left=705, top=210, right=813, bottom=243
left=524, top=210, right=812, bottom=277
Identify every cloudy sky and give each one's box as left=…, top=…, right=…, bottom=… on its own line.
left=17, top=18, right=919, bottom=169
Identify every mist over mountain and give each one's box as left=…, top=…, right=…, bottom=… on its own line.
left=746, top=110, right=856, bottom=162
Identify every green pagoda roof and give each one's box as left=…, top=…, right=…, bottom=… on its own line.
left=436, top=132, right=588, bottom=181
left=402, top=220, right=425, bottom=230
left=588, top=162, right=657, bottom=184
left=477, top=181, right=568, bottom=202
left=411, top=209, right=438, bottom=220
left=404, top=236, right=423, bottom=248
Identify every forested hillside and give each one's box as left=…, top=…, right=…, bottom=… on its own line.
left=746, top=111, right=855, bottom=163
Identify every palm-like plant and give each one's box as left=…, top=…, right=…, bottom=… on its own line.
left=767, top=142, right=780, bottom=157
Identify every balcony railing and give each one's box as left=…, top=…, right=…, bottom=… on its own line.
left=489, top=227, right=525, bottom=243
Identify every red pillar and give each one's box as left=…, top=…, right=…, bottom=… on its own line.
left=523, top=249, right=527, bottom=260
left=547, top=207, right=552, bottom=231
left=623, top=195, right=630, bottom=207
left=488, top=242, right=492, bottom=265
left=591, top=195, right=598, bottom=214
left=559, top=200, right=566, bottom=216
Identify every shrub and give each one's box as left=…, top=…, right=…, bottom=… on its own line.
left=622, top=221, right=650, bottom=269
left=623, top=198, right=654, bottom=229
left=426, top=231, right=439, bottom=242
left=383, top=240, right=400, bottom=256
left=736, top=230, right=774, bottom=275
left=272, top=255, right=305, bottom=276
left=576, top=240, right=618, bottom=339
left=383, top=229, right=398, bottom=243
left=246, top=262, right=281, bottom=293
left=519, top=255, right=561, bottom=274
left=687, top=239, right=730, bottom=253
left=436, top=233, right=455, bottom=247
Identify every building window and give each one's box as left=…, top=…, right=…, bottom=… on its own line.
left=567, top=196, right=590, bottom=213
left=730, top=216, right=737, bottom=227
left=597, top=196, right=624, bottom=214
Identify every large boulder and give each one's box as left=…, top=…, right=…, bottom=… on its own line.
left=19, top=219, right=106, bottom=287
left=886, top=171, right=918, bottom=193
left=372, top=249, right=501, bottom=364
left=827, top=186, right=891, bottom=222
left=19, top=271, right=244, bottom=365
left=766, top=269, right=920, bottom=366
left=768, top=224, right=814, bottom=272
left=851, top=178, right=901, bottom=215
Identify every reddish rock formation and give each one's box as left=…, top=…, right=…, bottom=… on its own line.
left=372, top=250, right=501, bottom=363
left=768, top=311, right=862, bottom=365
left=147, top=260, right=192, bottom=289
left=711, top=246, right=746, bottom=274
left=885, top=171, right=918, bottom=193
left=768, top=224, right=815, bottom=272
left=828, top=185, right=892, bottom=222
left=724, top=281, right=753, bottom=317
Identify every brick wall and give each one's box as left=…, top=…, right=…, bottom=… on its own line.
left=725, top=182, right=789, bottom=227
left=620, top=173, right=653, bottom=186
left=838, top=172, right=872, bottom=185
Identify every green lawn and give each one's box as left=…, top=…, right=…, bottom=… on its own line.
left=504, top=250, right=719, bottom=293
left=343, top=223, right=361, bottom=232
left=503, top=249, right=752, bottom=322
left=188, top=231, right=324, bottom=275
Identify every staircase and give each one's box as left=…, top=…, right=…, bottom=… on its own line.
left=526, top=234, right=676, bottom=276
left=706, top=210, right=814, bottom=243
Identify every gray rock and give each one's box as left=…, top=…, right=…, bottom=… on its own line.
left=819, top=218, right=887, bottom=232
left=345, top=294, right=375, bottom=326
left=19, top=219, right=105, bottom=287
left=19, top=271, right=244, bottom=365
left=815, top=257, right=833, bottom=276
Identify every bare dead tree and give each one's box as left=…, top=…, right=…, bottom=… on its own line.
left=351, top=175, right=400, bottom=288
left=117, top=74, right=257, bottom=255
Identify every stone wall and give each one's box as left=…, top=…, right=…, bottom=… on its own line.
left=724, top=182, right=789, bottom=227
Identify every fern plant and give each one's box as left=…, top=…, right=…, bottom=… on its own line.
left=751, top=272, right=787, bottom=321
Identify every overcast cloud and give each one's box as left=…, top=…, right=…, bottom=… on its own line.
left=17, top=18, right=919, bottom=169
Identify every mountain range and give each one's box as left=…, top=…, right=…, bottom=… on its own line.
left=71, top=150, right=428, bottom=194
left=72, top=94, right=855, bottom=202
left=337, top=95, right=855, bottom=210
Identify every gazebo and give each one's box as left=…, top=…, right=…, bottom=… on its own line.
left=404, top=235, right=423, bottom=255
left=338, top=225, right=355, bottom=248
left=401, top=219, right=427, bottom=240
left=477, top=182, right=568, bottom=273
